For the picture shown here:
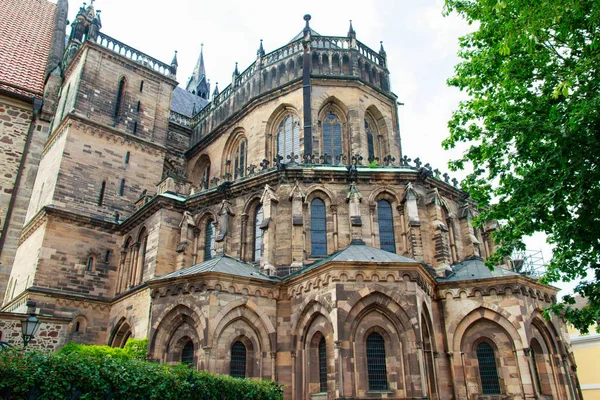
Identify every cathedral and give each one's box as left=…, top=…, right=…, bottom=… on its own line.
left=0, top=0, right=583, bottom=399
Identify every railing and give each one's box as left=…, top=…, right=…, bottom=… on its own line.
left=168, top=110, right=193, bottom=128
left=188, top=36, right=389, bottom=148
left=94, top=32, right=175, bottom=78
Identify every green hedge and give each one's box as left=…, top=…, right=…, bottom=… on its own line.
left=57, top=338, right=149, bottom=360
left=0, top=347, right=284, bottom=400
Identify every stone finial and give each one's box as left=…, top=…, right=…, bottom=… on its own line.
left=303, top=14, right=312, bottom=38
left=233, top=62, right=239, bottom=76
left=212, top=82, right=219, bottom=97
left=170, top=50, right=178, bottom=76
left=379, top=41, right=387, bottom=58
left=348, top=20, right=356, bottom=39
left=257, top=39, right=265, bottom=58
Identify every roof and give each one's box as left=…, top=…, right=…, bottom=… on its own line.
left=0, top=0, right=56, bottom=97
left=288, top=240, right=417, bottom=279
left=289, top=28, right=321, bottom=43
left=437, top=257, right=520, bottom=282
left=170, top=86, right=208, bottom=117
left=150, top=255, right=279, bottom=283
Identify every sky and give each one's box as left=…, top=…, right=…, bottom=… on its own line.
left=63, top=0, right=579, bottom=294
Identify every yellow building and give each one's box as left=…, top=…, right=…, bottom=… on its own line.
left=569, top=297, right=600, bottom=400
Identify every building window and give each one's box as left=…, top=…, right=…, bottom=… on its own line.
left=322, top=113, right=342, bottom=164
left=377, top=200, right=396, bottom=253
left=310, top=198, right=327, bottom=257
left=114, top=77, right=126, bottom=119
left=133, top=121, right=138, bottom=135
left=136, top=101, right=141, bottom=112
left=476, top=342, right=501, bottom=395
left=75, top=321, right=80, bottom=332
left=366, top=332, right=388, bottom=391
left=277, top=114, right=300, bottom=163
left=233, top=138, right=247, bottom=179
left=254, top=206, right=264, bottom=262
left=57, top=83, right=71, bottom=124
left=104, top=250, right=111, bottom=263
left=98, top=181, right=106, bottom=206
left=230, top=341, right=247, bottom=378
left=119, top=179, right=126, bottom=196
left=125, top=152, right=130, bottom=164
left=365, top=118, right=376, bottom=162
left=204, top=220, right=216, bottom=261
left=139, top=80, right=144, bottom=92
left=319, top=337, right=327, bottom=393
left=181, top=341, right=194, bottom=365
left=86, top=256, right=94, bottom=272
left=531, top=346, right=543, bottom=394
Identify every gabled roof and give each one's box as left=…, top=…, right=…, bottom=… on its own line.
left=437, top=257, right=520, bottom=282
left=288, top=240, right=418, bottom=279
left=0, top=0, right=56, bottom=97
left=289, top=28, right=321, bottom=43
left=150, top=255, right=279, bottom=283
left=170, top=86, right=208, bottom=117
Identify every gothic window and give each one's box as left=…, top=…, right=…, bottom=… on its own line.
left=254, top=206, right=264, bottom=262
left=377, top=200, right=396, bottom=253
left=366, top=332, right=388, bottom=391
left=233, top=138, right=247, bottom=179
left=125, top=151, right=130, bottom=164
left=531, top=346, right=543, bottom=393
left=322, top=113, right=342, bottom=164
left=86, top=256, right=94, bottom=272
left=98, top=181, right=106, bottom=206
left=230, top=341, right=247, bottom=378
left=119, top=179, right=125, bottom=196
left=365, top=118, right=376, bottom=162
left=310, top=198, right=327, bottom=257
left=476, top=342, right=501, bottom=395
left=104, top=250, right=111, bottom=263
left=319, top=337, right=327, bottom=393
left=277, top=114, right=300, bottom=163
left=114, top=77, right=126, bottom=120
left=75, top=321, right=80, bottom=332
left=181, top=341, right=194, bottom=365
left=204, top=220, right=216, bottom=261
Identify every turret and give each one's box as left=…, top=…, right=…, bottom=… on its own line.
left=186, top=43, right=210, bottom=100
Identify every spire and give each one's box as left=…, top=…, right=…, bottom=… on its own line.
left=257, top=39, right=265, bottom=58
left=212, top=82, right=219, bottom=97
left=233, top=62, right=239, bottom=76
left=197, top=43, right=206, bottom=79
left=379, top=41, right=386, bottom=58
left=348, top=20, right=356, bottom=39
left=170, top=50, right=178, bottom=76
left=186, top=43, right=209, bottom=98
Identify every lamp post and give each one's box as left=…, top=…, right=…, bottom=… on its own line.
left=21, top=312, right=41, bottom=347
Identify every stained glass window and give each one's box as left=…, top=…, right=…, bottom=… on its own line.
left=322, top=113, right=342, bottom=164
left=319, top=337, right=327, bottom=392
left=230, top=341, right=247, bottom=378
left=477, top=342, right=501, bottom=394
left=181, top=341, right=194, bottom=365
left=367, top=333, right=388, bottom=391
left=365, top=118, right=375, bottom=162
left=254, top=206, right=264, bottom=262
left=377, top=200, right=396, bottom=253
left=310, top=199, right=327, bottom=256
left=204, top=220, right=216, bottom=261
left=277, top=114, right=300, bottom=163
left=234, top=139, right=247, bottom=179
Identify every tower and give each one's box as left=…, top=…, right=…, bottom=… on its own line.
left=185, top=44, right=210, bottom=100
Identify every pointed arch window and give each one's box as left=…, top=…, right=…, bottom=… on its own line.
left=230, top=341, right=247, bottom=378
left=114, top=77, right=126, bottom=120
left=365, top=118, right=376, bottom=162
left=322, top=113, right=342, bottom=164
left=277, top=114, right=300, bottom=163
left=310, top=198, right=327, bottom=257
left=233, top=138, right=247, bottom=179
left=366, top=332, right=388, bottom=391
left=476, top=342, right=501, bottom=395
left=377, top=200, right=396, bottom=253
left=181, top=341, right=194, bottom=365
left=204, top=220, right=216, bottom=261
left=318, top=337, right=327, bottom=393
left=119, top=179, right=125, bottom=196
left=98, top=181, right=106, bottom=206
left=86, top=256, right=94, bottom=272
left=254, top=206, right=264, bottom=262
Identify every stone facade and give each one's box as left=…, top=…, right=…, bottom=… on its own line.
left=0, top=2, right=583, bottom=400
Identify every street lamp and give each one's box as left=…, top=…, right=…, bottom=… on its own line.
left=21, top=313, right=41, bottom=347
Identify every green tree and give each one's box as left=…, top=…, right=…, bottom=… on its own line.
left=443, top=0, right=600, bottom=332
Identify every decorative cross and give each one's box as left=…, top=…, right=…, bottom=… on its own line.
left=424, top=163, right=432, bottom=171
left=222, top=172, right=232, bottom=182
left=401, top=155, right=411, bottom=166
left=352, top=154, right=364, bottom=165
left=433, top=168, right=441, bottom=178
left=273, top=155, right=284, bottom=170
left=287, top=152, right=299, bottom=164
left=210, top=177, right=220, bottom=187
left=443, top=173, right=450, bottom=183
left=303, top=154, right=312, bottom=164
left=336, top=154, right=347, bottom=165
left=452, top=178, right=458, bottom=187
left=383, top=155, right=395, bottom=166
left=321, top=153, right=331, bottom=164
left=247, top=164, right=257, bottom=175
left=414, top=157, right=422, bottom=168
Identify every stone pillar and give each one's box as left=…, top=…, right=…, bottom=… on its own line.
left=289, top=181, right=305, bottom=272
left=117, top=250, right=126, bottom=294
left=459, top=204, right=481, bottom=258
left=331, top=204, right=339, bottom=251
left=260, top=184, right=279, bottom=275
left=240, top=213, right=249, bottom=260
left=426, top=188, right=452, bottom=276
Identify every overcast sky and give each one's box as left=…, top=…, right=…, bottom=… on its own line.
left=61, top=0, right=580, bottom=294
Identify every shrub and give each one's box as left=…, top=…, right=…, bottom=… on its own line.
left=58, top=338, right=148, bottom=360
left=0, top=348, right=284, bottom=400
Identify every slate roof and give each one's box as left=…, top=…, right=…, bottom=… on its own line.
left=289, top=28, right=321, bottom=43
left=150, top=255, right=279, bottom=283
left=170, top=86, right=208, bottom=117
left=288, top=240, right=418, bottom=279
left=437, top=257, right=520, bottom=282
left=0, top=0, right=56, bottom=97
